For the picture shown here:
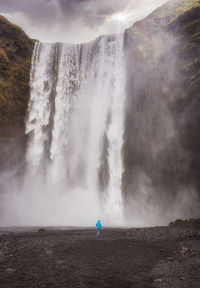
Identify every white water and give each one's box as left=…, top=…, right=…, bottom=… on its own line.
left=23, top=34, right=126, bottom=226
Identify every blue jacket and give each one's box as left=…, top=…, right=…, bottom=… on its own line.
left=96, top=220, right=102, bottom=230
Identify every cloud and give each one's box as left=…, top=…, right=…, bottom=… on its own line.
left=0, top=0, right=168, bottom=43
left=0, top=0, right=56, bottom=25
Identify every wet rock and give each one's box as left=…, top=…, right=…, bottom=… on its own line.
left=1, top=226, right=200, bottom=287
left=45, top=249, right=53, bottom=255
left=6, top=268, right=16, bottom=273
left=56, top=260, right=64, bottom=265
left=0, top=251, right=4, bottom=261
left=181, top=247, right=189, bottom=255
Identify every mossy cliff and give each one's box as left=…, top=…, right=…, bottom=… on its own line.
left=124, top=0, right=200, bottom=212
left=0, top=15, right=34, bottom=169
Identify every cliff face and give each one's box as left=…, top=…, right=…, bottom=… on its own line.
left=124, top=0, right=200, bottom=214
left=0, top=15, right=34, bottom=169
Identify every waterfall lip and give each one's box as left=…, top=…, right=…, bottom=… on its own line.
left=38, top=32, right=125, bottom=47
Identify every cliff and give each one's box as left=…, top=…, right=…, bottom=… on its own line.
left=124, top=0, right=200, bottom=212
left=0, top=15, right=34, bottom=168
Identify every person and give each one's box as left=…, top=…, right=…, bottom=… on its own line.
left=96, top=220, right=102, bottom=236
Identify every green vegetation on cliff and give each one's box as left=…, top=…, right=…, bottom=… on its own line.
left=0, top=15, right=34, bottom=137
left=0, top=15, right=34, bottom=168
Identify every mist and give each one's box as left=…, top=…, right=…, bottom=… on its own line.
left=123, top=25, right=200, bottom=226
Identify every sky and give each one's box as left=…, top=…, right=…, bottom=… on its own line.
left=0, top=0, right=168, bottom=43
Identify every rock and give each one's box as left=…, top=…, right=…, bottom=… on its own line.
left=160, top=260, right=164, bottom=263
left=0, top=251, right=4, bottom=260
left=6, top=268, right=16, bottom=273
left=154, top=278, right=163, bottom=283
left=181, top=247, right=189, bottom=254
left=56, top=260, right=64, bottom=265
left=45, top=250, right=53, bottom=255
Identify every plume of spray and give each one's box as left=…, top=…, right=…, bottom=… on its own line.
left=123, top=26, right=200, bottom=226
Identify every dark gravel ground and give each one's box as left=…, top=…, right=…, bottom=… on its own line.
left=0, top=225, right=200, bottom=288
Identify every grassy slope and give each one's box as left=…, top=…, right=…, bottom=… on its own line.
left=0, top=15, right=34, bottom=137
left=0, top=15, right=34, bottom=168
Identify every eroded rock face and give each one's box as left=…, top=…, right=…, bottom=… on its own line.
left=0, top=15, right=34, bottom=169
left=123, top=0, right=200, bottom=215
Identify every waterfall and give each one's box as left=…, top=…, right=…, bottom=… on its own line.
left=25, top=34, right=126, bottom=226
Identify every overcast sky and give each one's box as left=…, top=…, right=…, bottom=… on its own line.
left=0, top=0, right=168, bottom=43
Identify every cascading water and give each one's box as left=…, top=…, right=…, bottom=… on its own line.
left=24, top=34, right=126, bottom=226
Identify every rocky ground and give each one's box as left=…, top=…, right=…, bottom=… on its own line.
left=0, top=224, right=199, bottom=288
